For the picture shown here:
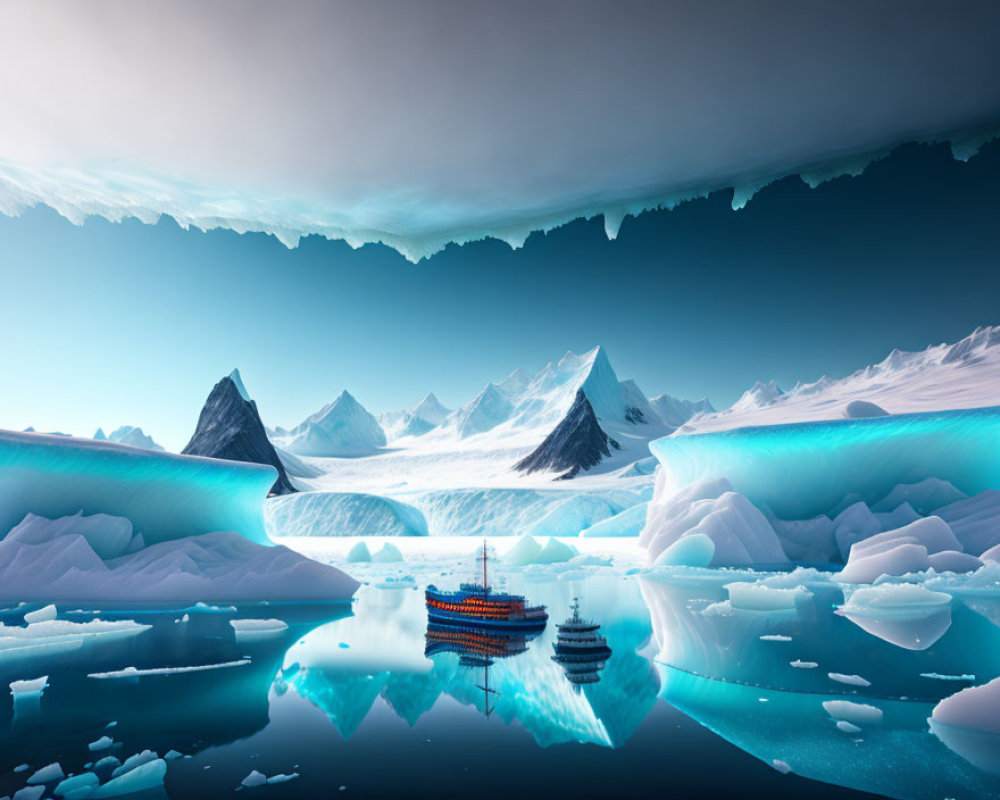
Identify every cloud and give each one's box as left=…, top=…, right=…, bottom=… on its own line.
left=0, top=0, right=998, bottom=260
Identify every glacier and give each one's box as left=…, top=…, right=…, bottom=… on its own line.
left=649, top=407, right=1000, bottom=522
left=264, top=491, right=428, bottom=537
left=0, top=429, right=277, bottom=545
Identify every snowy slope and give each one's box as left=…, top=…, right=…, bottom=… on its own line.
left=381, top=393, right=453, bottom=441
left=278, top=390, right=387, bottom=457
left=679, top=326, right=1000, bottom=435
left=648, top=394, right=715, bottom=428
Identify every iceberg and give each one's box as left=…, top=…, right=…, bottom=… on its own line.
left=0, top=514, right=360, bottom=603
left=836, top=583, right=952, bottom=650
left=649, top=407, right=1000, bottom=522
left=930, top=677, right=1000, bottom=776
left=0, top=428, right=276, bottom=545
left=641, top=478, right=787, bottom=567
left=264, top=491, right=428, bottom=537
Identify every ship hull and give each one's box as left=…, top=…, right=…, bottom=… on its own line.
left=427, top=606, right=548, bottom=632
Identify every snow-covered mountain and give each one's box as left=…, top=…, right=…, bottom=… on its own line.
left=515, top=390, right=621, bottom=478
left=679, top=325, right=1000, bottom=435
left=648, top=394, right=715, bottom=428
left=94, top=425, right=164, bottom=451
left=278, top=390, right=386, bottom=457
left=182, top=369, right=296, bottom=495
left=381, top=393, right=453, bottom=441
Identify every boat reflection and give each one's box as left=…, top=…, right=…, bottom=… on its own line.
left=425, top=623, right=538, bottom=718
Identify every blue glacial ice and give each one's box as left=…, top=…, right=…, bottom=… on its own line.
left=0, top=430, right=360, bottom=603
left=264, top=491, right=428, bottom=537
left=0, top=429, right=276, bottom=545
left=649, top=407, right=1000, bottom=521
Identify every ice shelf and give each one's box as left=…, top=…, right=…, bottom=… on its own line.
left=649, top=407, right=1000, bottom=520
left=0, top=428, right=277, bottom=545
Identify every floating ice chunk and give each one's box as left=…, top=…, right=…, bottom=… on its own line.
left=88, top=660, right=250, bottom=679
left=504, top=535, right=544, bottom=566
left=12, top=788, right=44, bottom=800
left=91, top=759, right=166, bottom=798
left=112, top=751, right=158, bottom=778
left=838, top=583, right=952, bottom=650
left=822, top=700, right=883, bottom=726
left=536, top=538, right=579, bottom=564
left=928, top=550, right=982, bottom=574
left=163, top=751, right=183, bottom=761
left=791, top=660, right=818, bottom=669
left=230, top=619, right=289, bottom=642
left=653, top=533, right=715, bottom=568
left=54, top=772, right=99, bottom=797
left=828, top=672, right=871, bottom=687
left=836, top=721, right=862, bottom=734
left=759, top=634, right=792, bottom=642
left=371, top=543, right=403, bottom=563
left=93, top=758, right=119, bottom=771
left=580, top=503, right=648, bottom=538
left=0, top=618, right=151, bottom=661
left=266, top=774, right=299, bottom=784
left=930, top=676, right=1000, bottom=775
left=567, top=553, right=612, bottom=567
left=14, top=764, right=29, bottom=773
left=241, top=770, right=267, bottom=787
left=27, top=763, right=64, bottom=784
left=922, top=673, right=975, bottom=681
left=88, top=736, right=114, bottom=751
left=346, top=542, right=372, bottom=563
left=771, top=759, right=792, bottom=774
left=873, top=478, right=966, bottom=515
left=10, top=676, right=48, bottom=696
left=726, top=582, right=811, bottom=613
left=23, top=605, right=57, bottom=624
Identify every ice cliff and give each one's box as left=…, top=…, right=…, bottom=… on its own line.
left=642, top=407, right=1000, bottom=570
left=0, top=428, right=276, bottom=545
left=0, top=428, right=359, bottom=602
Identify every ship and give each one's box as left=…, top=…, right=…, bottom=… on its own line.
left=551, top=598, right=612, bottom=688
left=425, top=541, right=548, bottom=632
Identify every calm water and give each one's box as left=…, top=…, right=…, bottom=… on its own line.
left=2, top=563, right=998, bottom=800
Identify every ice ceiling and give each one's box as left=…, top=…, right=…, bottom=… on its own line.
left=0, top=0, right=999, bottom=261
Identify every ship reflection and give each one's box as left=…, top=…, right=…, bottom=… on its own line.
left=551, top=598, right=612, bottom=690
left=424, top=623, right=538, bottom=718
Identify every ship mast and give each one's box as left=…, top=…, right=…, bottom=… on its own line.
left=482, top=537, right=488, bottom=594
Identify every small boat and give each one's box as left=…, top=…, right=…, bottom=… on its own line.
left=552, top=598, right=612, bottom=687
left=425, top=541, right=548, bottom=632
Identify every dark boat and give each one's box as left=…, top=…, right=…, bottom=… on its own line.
left=425, top=541, right=548, bottom=632
left=551, top=598, right=612, bottom=688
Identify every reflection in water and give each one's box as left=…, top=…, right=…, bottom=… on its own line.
left=641, top=568, right=1000, bottom=800
left=4, top=567, right=1000, bottom=800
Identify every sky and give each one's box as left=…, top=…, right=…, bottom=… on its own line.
left=1, top=139, right=999, bottom=451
